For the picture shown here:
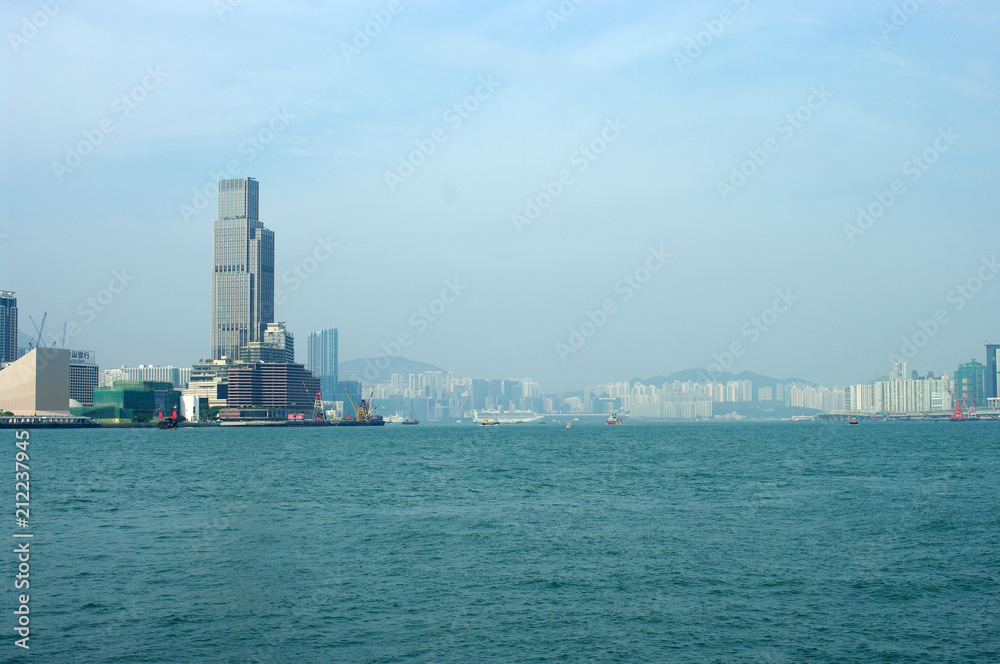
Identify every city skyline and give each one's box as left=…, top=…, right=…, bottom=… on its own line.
left=1, top=2, right=997, bottom=393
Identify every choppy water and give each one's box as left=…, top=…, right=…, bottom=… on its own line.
left=5, top=422, right=999, bottom=663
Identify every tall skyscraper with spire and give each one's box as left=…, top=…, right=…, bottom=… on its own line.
left=211, top=178, right=275, bottom=361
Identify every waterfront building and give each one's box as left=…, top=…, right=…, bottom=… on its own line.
left=183, top=359, right=230, bottom=408
left=954, top=360, right=986, bottom=404
left=68, top=350, right=98, bottom=406
left=986, top=344, right=1000, bottom=399
left=211, top=177, right=275, bottom=361
left=223, top=362, right=319, bottom=419
left=91, top=381, right=181, bottom=421
left=620, top=383, right=713, bottom=420
left=0, top=290, right=16, bottom=364
left=844, top=384, right=875, bottom=413
left=845, top=378, right=952, bottom=413
left=0, top=347, right=71, bottom=416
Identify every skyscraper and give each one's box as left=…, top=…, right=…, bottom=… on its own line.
left=307, top=327, right=338, bottom=398
left=986, top=344, right=1000, bottom=399
left=211, top=178, right=275, bottom=361
left=0, top=290, right=16, bottom=363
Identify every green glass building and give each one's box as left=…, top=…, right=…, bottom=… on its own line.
left=954, top=360, right=986, bottom=405
left=83, top=381, right=181, bottom=420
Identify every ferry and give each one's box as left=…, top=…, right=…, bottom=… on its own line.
left=473, top=409, right=543, bottom=424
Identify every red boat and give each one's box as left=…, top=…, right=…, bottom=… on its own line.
left=606, top=412, right=623, bottom=425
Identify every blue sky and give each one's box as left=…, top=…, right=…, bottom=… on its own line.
left=1, top=0, right=997, bottom=391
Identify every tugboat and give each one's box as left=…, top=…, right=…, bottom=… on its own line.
left=606, top=412, right=623, bottom=425
left=157, top=408, right=179, bottom=430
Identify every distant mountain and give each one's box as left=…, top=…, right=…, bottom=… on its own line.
left=338, top=357, right=445, bottom=384
left=630, top=369, right=817, bottom=390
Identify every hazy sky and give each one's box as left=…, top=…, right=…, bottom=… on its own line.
left=1, top=0, right=997, bottom=392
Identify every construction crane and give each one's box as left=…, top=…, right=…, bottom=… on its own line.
left=343, top=386, right=359, bottom=420
left=27, top=314, right=48, bottom=350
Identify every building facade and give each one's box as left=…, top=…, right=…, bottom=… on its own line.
left=223, top=362, right=319, bottom=419
left=211, top=178, right=275, bottom=361
left=91, top=381, right=180, bottom=421
left=986, top=344, right=1000, bottom=400
left=0, top=290, right=16, bottom=364
left=955, top=360, right=986, bottom=404
left=69, top=350, right=98, bottom=406
left=241, top=322, right=294, bottom=363
left=306, top=327, right=338, bottom=386
left=101, top=365, right=192, bottom=389
left=0, top=348, right=70, bottom=416
left=183, top=359, right=230, bottom=408
left=845, top=378, right=952, bottom=413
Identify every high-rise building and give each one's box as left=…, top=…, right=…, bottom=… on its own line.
left=306, top=328, right=337, bottom=378
left=954, top=360, right=986, bottom=404
left=986, top=344, right=1000, bottom=399
left=211, top=178, right=275, bottom=361
left=306, top=327, right=338, bottom=398
left=241, top=322, right=295, bottom=363
left=0, top=290, right=16, bottom=364
left=890, top=359, right=907, bottom=382
left=68, top=350, right=98, bottom=406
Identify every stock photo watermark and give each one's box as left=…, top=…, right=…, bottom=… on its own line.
left=545, top=0, right=587, bottom=30
left=877, top=0, right=929, bottom=41
left=51, top=66, right=168, bottom=182
left=512, top=117, right=625, bottom=233
left=555, top=246, right=670, bottom=362
left=705, top=288, right=798, bottom=377
left=717, top=85, right=832, bottom=202
left=274, top=236, right=340, bottom=305
left=384, top=75, right=501, bottom=192
left=12, top=430, right=32, bottom=650
left=213, top=0, right=243, bottom=20
left=843, top=127, right=957, bottom=243
left=178, top=108, right=293, bottom=224
left=341, top=0, right=406, bottom=63
left=673, top=0, right=752, bottom=72
left=888, top=255, right=998, bottom=364
left=363, top=278, right=467, bottom=380
left=8, top=0, right=70, bottom=52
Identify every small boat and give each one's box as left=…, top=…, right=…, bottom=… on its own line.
left=480, top=418, right=499, bottom=426
left=848, top=417, right=859, bottom=425
left=565, top=422, right=571, bottom=429
left=606, top=412, right=623, bottom=425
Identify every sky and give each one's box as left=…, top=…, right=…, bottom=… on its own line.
left=1, top=0, right=997, bottom=393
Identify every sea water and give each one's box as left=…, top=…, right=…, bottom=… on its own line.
left=6, top=422, right=999, bottom=663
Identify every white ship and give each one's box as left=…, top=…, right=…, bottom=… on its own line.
left=473, top=409, right=543, bottom=424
